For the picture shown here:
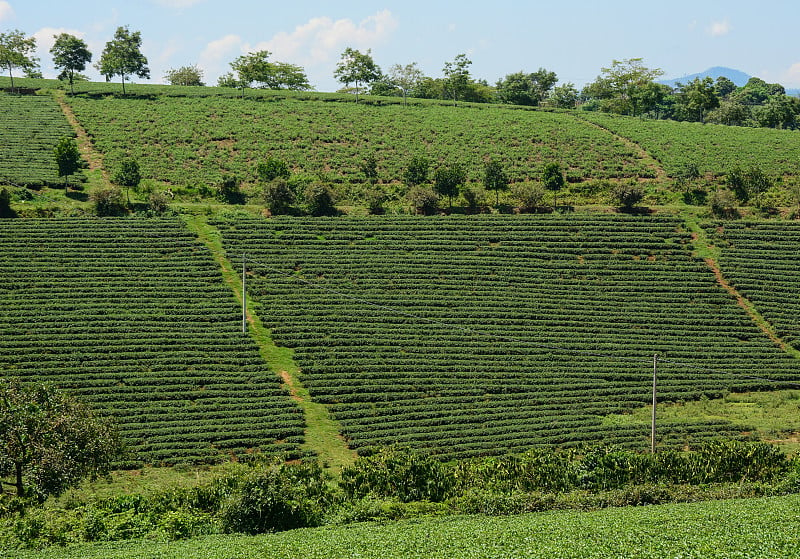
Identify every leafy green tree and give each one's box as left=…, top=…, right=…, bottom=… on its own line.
left=360, top=153, right=379, bottom=184
left=496, top=68, right=557, bottom=106
left=442, top=53, right=472, bottom=105
left=0, top=30, right=39, bottom=92
left=262, top=178, right=295, bottom=215
left=483, top=159, right=508, bottom=206
left=404, top=155, right=430, bottom=187
left=433, top=162, right=467, bottom=207
left=542, top=162, right=566, bottom=209
left=230, top=51, right=310, bottom=95
left=164, top=65, right=204, bottom=86
left=582, top=58, right=664, bottom=116
left=90, top=186, right=126, bottom=216
left=407, top=185, right=439, bottom=215
left=707, top=100, right=751, bottom=126
left=96, top=26, right=150, bottom=95
left=547, top=82, right=579, bottom=108
left=0, top=380, right=122, bottom=501
left=111, top=158, right=141, bottom=204
left=752, top=95, right=799, bottom=129
left=50, top=33, right=92, bottom=95
left=612, top=182, right=645, bottom=212
left=304, top=181, right=336, bottom=216
left=53, top=137, right=81, bottom=189
left=217, top=174, right=243, bottom=203
left=334, top=48, right=382, bottom=103
left=676, top=77, right=719, bottom=123
left=714, top=76, right=736, bottom=100
left=389, top=62, right=423, bottom=106
left=512, top=182, right=546, bottom=212
left=257, top=157, right=291, bottom=182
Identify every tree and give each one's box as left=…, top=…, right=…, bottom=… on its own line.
left=542, top=162, right=565, bottom=209
left=334, top=48, right=382, bottom=103
left=548, top=83, right=579, bottom=108
left=304, top=181, right=337, bottom=216
left=257, top=157, right=291, bottom=182
left=582, top=58, right=664, bottom=116
left=0, top=380, right=121, bottom=501
left=676, top=77, right=719, bottom=123
left=0, top=187, right=15, bottom=218
left=111, top=158, right=141, bottom=204
left=389, top=62, right=423, bottom=106
left=442, top=54, right=472, bottom=105
left=404, top=155, right=430, bottom=187
left=96, top=26, right=150, bottom=95
left=230, top=51, right=310, bottom=96
left=483, top=159, right=508, bottom=206
left=53, top=137, right=81, bottom=189
left=164, top=65, right=204, bottom=86
left=496, top=68, right=557, bottom=106
left=433, top=162, right=467, bottom=207
left=714, top=77, right=736, bottom=100
left=50, top=33, right=92, bottom=95
left=262, top=178, right=295, bottom=215
left=612, top=182, right=645, bottom=212
left=0, top=30, right=39, bottom=92
left=90, top=186, right=126, bottom=216
left=360, top=153, right=379, bottom=184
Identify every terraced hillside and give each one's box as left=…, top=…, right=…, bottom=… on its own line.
left=215, top=214, right=800, bottom=459
left=710, top=221, right=800, bottom=349
left=0, top=218, right=304, bottom=464
left=0, top=93, right=84, bottom=187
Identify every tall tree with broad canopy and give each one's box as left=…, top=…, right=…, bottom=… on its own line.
left=433, top=162, right=467, bottom=207
left=442, top=53, right=472, bottom=105
left=50, top=33, right=92, bottom=95
left=0, top=30, right=39, bottom=92
left=676, top=77, right=719, bottom=123
left=582, top=58, right=664, bottom=116
left=496, top=68, right=557, bottom=106
left=230, top=51, right=310, bottom=96
left=164, top=64, right=204, bottom=86
left=389, top=62, right=423, bottom=106
left=542, top=162, right=565, bottom=209
left=96, top=26, right=150, bottom=95
left=483, top=159, right=508, bottom=206
left=334, top=48, right=382, bottom=103
left=0, top=380, right=122, bottom=502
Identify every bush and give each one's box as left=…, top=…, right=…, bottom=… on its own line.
left=220, top=461, right=335, bottom=534
left=147, top=192, right=170, bottom=215
left=217, top=174, right=243, bottom=204
left=257, top=158, right=290, bottom=182
left=462, top=185, right=486, bottom=214
left=612, top=182, right=644, bottom=211
left=360, top=153, right=378, bottom=184
left=709, top=188, right=738, bottom=218
left=90, top=186, right=126, bottom=216
left=364, top=187, right=387, bottom=215
left=406, top=186, right=439, bottom=215
left=262, top=179, right=295, bottom=215
left=0, top=188, right=14, bottom=218
left=404, top=155, right=430, bottom=187
left=512, top=183, right=546, bottom=213
left=303, top=182, right=337, bottom=216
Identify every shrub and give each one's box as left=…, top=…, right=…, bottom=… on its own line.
left=303, top=182, right=336, bottom=216
left=90, top=186, right=126, bottom=216
left=257, top=158, right=290, bottom=182
left=262, top=179, right=295, bottom=215
left=360, top=153, right=378, bottom=184
left=220, top=461, right=335, bottom=534
left=147, top=192, right=170, bottom=215
left=709, top=188, right=738, bottom=218
left=365, top=186, right=387, bottom=215
left=0, top=188, right=14, bottom=218
left=406, top=186, right=439, bottom=215
left=612, top=182, right=644, bottom=211
left=512, top=183, right=546, bottom=213
left=217, top=174, right=243, bottom=204
left=462, top=185, right=486, bottom=213
left=404, top=155, right=430, bottom=187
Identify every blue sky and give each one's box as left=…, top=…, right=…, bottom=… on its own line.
left=3, top=0, right=800, bottom=92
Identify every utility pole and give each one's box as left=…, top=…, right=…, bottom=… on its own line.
left=242, top=254, right=247, bottom=334
left=651, top=353, right=658, bottom=454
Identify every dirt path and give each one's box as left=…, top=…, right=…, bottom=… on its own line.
left=54, top=93, right=110, bottom=185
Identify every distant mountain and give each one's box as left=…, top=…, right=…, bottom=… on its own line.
left=660, top=67, right=752, bottom=88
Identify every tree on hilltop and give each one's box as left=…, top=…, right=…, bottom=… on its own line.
left=442, top=53, right=472, bottom=105
left=228, top=51, right=310, bottom=96
left=164, top=64, right=204, bottom=86
left=582, top=58, right=664, bottom=116
left=389, top=62, right=423, bottom=106
left=50, top=33, right=92, bottom=95
left=0, top=30, right=39, bottom=92
left=97, top=26, right=150, bottom=95
left=334, top=48, right=382, bottom=103
left=496, top=68, right=557, bottom=106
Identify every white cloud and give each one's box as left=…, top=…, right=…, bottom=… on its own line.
left=708, top=19, right=731, bottom=37
left=773, top=62, right=800, bottom=88
left=199, top=34, right=242, bottom=65
left=254, top=10, right=398, bottom=66
left=33, top=27, right=86, bottom=53
left=0, top=1, right=13, bottom=22
left=151, top=0, right=204, bottom=8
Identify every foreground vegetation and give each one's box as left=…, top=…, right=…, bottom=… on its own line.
left=6, top=491, right=800, bottom=558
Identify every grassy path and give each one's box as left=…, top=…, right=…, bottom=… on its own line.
left=183, top=215, right=356, bottom=473
left=53, top=91, right=110, bottom=190
left=685, top=216, right=800, bottom=358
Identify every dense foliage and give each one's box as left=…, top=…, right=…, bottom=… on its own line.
left=0, top=218, right=305, bottom=464
left=215, top=214, right=800, bottom=459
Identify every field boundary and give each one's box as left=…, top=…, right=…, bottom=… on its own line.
left=183, top=215, right=356, bottom=472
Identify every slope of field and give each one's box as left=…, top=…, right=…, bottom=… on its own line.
left=65, top=94, right=656, bottom=188
left=0, top=218, right=304, bottom=464
left=580, top=111, right=800, bottom=178
left=0, top=94, right=84, bottom=187
left=710, top=221, right=800, bottom=349
left=11, top=494, right=800, bottom=559
left=215, top=214, right=800, bottom=459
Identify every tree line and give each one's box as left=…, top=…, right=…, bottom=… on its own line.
left=2, top=27, right=798, bottom=129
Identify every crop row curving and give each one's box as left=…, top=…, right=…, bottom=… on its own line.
left=0, top=218, right=305, bottom=464
left=214, top=214, right=800, bottom=460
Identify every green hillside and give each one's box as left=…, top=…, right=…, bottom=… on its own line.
left=0, top=218, right=305, bottom=464
left=214, top=214, right=800, bottom=459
